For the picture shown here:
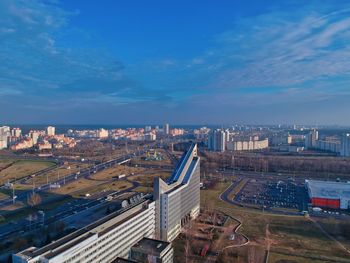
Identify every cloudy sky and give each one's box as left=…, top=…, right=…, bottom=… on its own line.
left=1, top=0, right=350, bottom=125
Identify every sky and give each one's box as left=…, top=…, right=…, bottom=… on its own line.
left=1, top=0, right=350, bottom=125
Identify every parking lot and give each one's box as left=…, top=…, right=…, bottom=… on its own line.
left=235, top=178, right=308, bottom=211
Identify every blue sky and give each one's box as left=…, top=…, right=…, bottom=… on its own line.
left=1, top=0, right=350, bottom=125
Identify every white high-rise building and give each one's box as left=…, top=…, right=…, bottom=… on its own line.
left=154, top=143, right=200, bottom=242
left=164, top=123, right=170, bottom=135
left=341, top=133, right=350, bottom=157
left=0, top=126, right=10, bottom=150
left=11, top=128, right=22, bottom=138
left=97, top=128, right=109, bottom=138
left=46, top=126, right=55, bottom=136
left=208, top=129, right=226, bottom=152
left=29, top=131, right=40, bottom=144
left=0, top=126, right=10, bottom=137
left=0, top=138, right=7, bottom=149
left=305, top=129, right=318, bottom=149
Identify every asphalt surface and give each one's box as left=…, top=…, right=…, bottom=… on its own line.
left=0, top=146, right=156, bottom=209
left=0, top=149, right=151, bottom=239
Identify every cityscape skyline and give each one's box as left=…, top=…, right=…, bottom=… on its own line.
left=2, top=0, right=350, bottom=125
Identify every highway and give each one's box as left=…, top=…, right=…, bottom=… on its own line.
left=0, top=141, right=182, bottom=239
left=0, top=178, right=141, bottom=239
left=0, top=148, right=150, bottom=209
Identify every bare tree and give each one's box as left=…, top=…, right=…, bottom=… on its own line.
left=27, top=193, right=42, bottom=207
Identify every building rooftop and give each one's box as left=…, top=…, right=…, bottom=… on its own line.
left=306, top=180, right=350, bottom=199
left=111, top=258, right=138, bottom=263
left=131, top=237, right=170, bottom=256
left=20, top=198, right=150, bottom=259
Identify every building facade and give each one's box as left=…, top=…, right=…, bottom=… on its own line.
left=304, top=129, right=319, bottom=149
left=13, top=200, right=156, bottom=263
left=130, top=238, right=173, bottom=263
left=341, top=133, right=350, bottom=157
left=306, top=180, right=350, bottom=210
left=46, top=126, right=56, bottom=136
left=226, top=138, right=269, bottom=151
left=154, top=143, right=200, bottom=242
left=208, top=129, right=226, bottom=152
left=164, top=123, right=170, bottom=135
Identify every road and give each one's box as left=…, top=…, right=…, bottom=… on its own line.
left=0, top=178, right=141, bottom=239
left=219, top=179, right=304, bottom=216
left=0, top=148, right=150, bottom=209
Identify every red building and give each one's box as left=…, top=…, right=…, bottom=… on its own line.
left=306, top=180, right=350, bottom=210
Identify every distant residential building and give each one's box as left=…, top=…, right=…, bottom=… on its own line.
left=305, top=129, right=318, bottom=149
left=208, top=129, right=226, bottom=152
left=29, top=131, right=40, bottom=144
left=271, top=133, right=292, bottom=146
left=341, top=134, right=350, bottom=157
left=0, top=138, right=7, bottom=149
left=11, top=128, right=22, bottom=138
left=38, top=141, right=52, bottom=151
left=46, top=126, right=55, bottom=136
left=97, top=128, right=109, bottom=138
left=193, top=127, right=210, bottom=139
left=0, top=126, right=10, bottom=137
left=11, top=138, right=34, bottom=150
left=277, top=145, right=304, bottom=153
left=145, top=133, right=156, bottom=141
left=169, top=128, right=184, bottom=137
left=0, top=126, right=10, bottom=149
left=227, top=138, right=269, bottom=151
left=164, top=123, right=170, bottom=135
left=315, top=140, right=341, bottom=154
left=145, top=126, right=152, bottom=132
left=290, top=134, right=305, bottom=144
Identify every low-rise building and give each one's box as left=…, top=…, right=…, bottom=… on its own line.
left=306, top=180, right=350, bottom=210
left=130, top=238, right=173, bottom=263
left=11, top=138, right=34, bottom=150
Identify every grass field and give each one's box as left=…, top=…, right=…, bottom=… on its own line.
left=49, top=177, right=133, bottom=197
left=201, top=181, right=350, bottom=262
left=25, top=163, right=90, bottom=186
left=0, top=159, right=56, bottom=183
left=90, top=165, right=144, bottom=181
left=128, top=170, right=171, bottom=189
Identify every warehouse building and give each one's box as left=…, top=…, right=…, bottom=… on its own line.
left=306, top=180, right=350, bottom=210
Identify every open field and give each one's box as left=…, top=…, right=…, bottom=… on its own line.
left=200, top=181, right=350, bottom=262
left=90, top=165, right=144, bottom=181
left=24, top=163, right=89, bottom=186
left=50, top=177, right=133, bottom=197
left=0, top=160, right=15, bottom=170
left=0, top=159, right=56, bottom=184
left=128, top=170, right=171, bottom=189
left=0, top=191, right=10, bottom=200
left=130, top=149, right=173, bottom=166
